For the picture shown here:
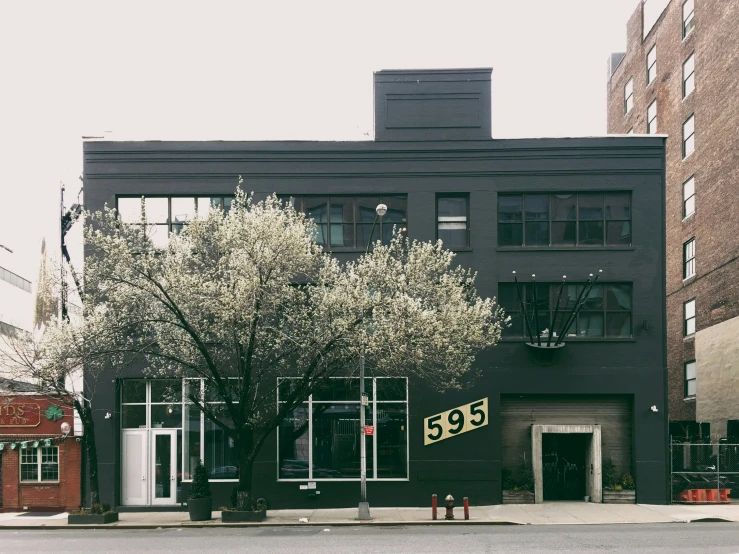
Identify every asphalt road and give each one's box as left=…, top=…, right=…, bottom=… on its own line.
left=4, top=523, right=739, bottom=553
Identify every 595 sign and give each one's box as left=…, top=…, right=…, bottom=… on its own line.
left=423, top=398, right=488, bottom=445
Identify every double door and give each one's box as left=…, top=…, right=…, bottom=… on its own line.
left=122, top=429, right=178, bottom=506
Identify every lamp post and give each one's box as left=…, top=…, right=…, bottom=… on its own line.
left=358, top=203, right=386, bottom=521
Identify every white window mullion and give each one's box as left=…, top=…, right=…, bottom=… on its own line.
left=372, top=379, right=377, bottom=480
left=308, top=395, right=313, bottom=481
left=200, top=379, right=205, bottom=465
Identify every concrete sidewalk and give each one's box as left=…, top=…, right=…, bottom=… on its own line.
left=1, top=503, right=738, bottom=529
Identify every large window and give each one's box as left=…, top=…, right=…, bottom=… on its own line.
left=624, top=78, right=634, bottom=114
left=498, top=193, right=631, bottom=248
left=683, top=176, right=695, bottom=218
left=683, top=238, right=696, bottom=279
left=278, top=377, right=408, bottom=480
left=646, top=45, right=657, bottom=85
left=20, top=446, right=59, bottom=482
left=684, top=298, right=696, bottom=336
left=683, top=115, right=695, bottom=158
left=683, top=0, right=695, bottom=39
left=282, top=196, right=407, bottom=251
left=0, top=266, right=32, bottom=292
left=498, top=282, right=633, bottom=339
left=647, top=100, right=658, bottom=134
left=685, top=360, right=696, bottom=398
left=116, top=195, right=235, bottom=248
left=683, top=53, right=695, bottom=98
left=437, top=194, right=469, bottom=249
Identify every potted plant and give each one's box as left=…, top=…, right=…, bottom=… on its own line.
left=602, top=456, right=636, bottom=504
left=221, top=488, right=267, bottom=522
left=502, top=455, right=535, bottom=504
left=68, top=502, right=119, bottom=524
left=187, top=460, right=212, bottom=521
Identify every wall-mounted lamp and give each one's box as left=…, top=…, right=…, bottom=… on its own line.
left=104, top=412, right=112, bottom=419
left=650, top=405, right=659, bottom=413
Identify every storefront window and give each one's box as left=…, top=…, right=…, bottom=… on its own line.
left=278, top=377, right=408, bottom=481
left=204, top=414, right=239, bottom=480
left=20, top=446, right=59, bottom=482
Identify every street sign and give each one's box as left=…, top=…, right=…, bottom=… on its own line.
left=364, top=425, right=375, bottom=435
left=361, top=393, right=369, bottom=406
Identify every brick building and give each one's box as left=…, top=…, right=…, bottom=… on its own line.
left=607, top=0, right=739, bottom=441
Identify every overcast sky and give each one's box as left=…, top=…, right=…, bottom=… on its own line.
left=0, top=0, right=639, bottom=276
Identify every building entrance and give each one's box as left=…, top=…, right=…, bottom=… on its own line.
left=542, top=433, right=588, bottom=501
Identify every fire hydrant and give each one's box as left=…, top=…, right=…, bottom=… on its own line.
left=445, top=494, right=455, bottom=520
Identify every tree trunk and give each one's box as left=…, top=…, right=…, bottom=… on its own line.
left=235, top=428, right=255, bottom=511
left=79, top=402, right=101, bottom=507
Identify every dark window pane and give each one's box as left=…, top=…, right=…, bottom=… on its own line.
left=223, top=197, right=233, bottom=213
left=606, top=312, right=632, bottom=337
left=313, top=224, right=328, bottom=246
left=304, top=197, right=328, bottom=223
left=606, top=285, right=632, bottom=310
left=579, top=221, right=604, bottom=245
left=376, top=378, right=407, bottom=401
left=330, top=223, right=355, bottom=248
left=279, top=405, right=311, bottom=479
left=551, top=194, right=576, bottom=220
left=437, top=196, right=467, bottom=219
left=312, top=378, right=373, bottom=401
left=551, top=221, right=576, bottom=245
left=605, top=193, right=631, bottom=220
left=356, top=197, right=382, bottom=224
left=184, top=403, right=201, bottom=479
left=151, top=404, right=183, bottom=428
left=552, top=310, right=577, bottom=339
left=151, top=379, right=182, bottom=403
left=525, top=283, right=550, bottom=311
left=382, top=197, right=408, bottom=224
left=329, top=198, right=353, bottom=225
left=503, top=312, right=524, bottom=337
left=498, top=223, right=523, bottom=246
left=606, top=221, right=631, bottom=245
left=438, top=227, right=468, bottom=249
left=524, top=195, right=549, bottom=220
left=582, top=284, right=604, bottom=310
left=525, top=221, right=549, bottom=246
left=578, top=312, right=604, bottom=337
left=578, top=194, right=604, bottom=220
left=357, top=224, right=377, bottom=250
left=122, top=405, right=146, bottom=428
left=312, top=404, right=373, bottom=478
left=498, top=195, right=523, bottom=222
left=376, top=404, right=408, bottom=478
left=122, top=380, right=146, bottom=403
left=497, top=283, right=519, bottom=311
left=204, top=415, right=238, bottom=479
left=382, top=221, right=405, bottom=245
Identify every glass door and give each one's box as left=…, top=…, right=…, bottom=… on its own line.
left=151, top=429, right=177, bottom=505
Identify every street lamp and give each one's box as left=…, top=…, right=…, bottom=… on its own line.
left=358, top=203, right=386, bottom=521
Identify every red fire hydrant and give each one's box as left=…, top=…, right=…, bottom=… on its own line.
left=445, top=494, right=455, bottom=520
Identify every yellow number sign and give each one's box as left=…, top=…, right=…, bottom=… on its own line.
left=423, top=398, right=488, bottom=445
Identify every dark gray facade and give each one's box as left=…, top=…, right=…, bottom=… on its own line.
left=83, top=69, right=669, bottom=508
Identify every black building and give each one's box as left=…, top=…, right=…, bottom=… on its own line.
left=83, top=68, right=669, bottom=508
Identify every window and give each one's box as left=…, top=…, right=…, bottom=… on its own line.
left=647, top=100, right=658, bottom=134
left=624, top=78, right=634, bottom=114
left=647, top=45, right=657, bottom=84
left=685, top=360, right=696, bottom=398
left=683, top=176, right=695, bottom=218
left=683, top=0, right=695, bottom=38
left=282, top=196, right=407, bottom=251
left=117, top=195, right=235, bottom=248
left=683, top=115, right=695, bottom=158
left=684, top=298, right=696, bottom=336
left=498, top=192, right=631, bottom=248
left=20, top=446, right=59, bottom=482
left=437, top=195, right=469, bottom=249
left=278, top=377, right=408, bottom=480
left=498, top=282, right=633, bottom=339
left=683, top=53, right=695, bottom=98
left=683, top=238, right=695, bottom=279
left=0, top=266, right=32, bottom=293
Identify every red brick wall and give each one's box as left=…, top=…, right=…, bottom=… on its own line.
left=1, top=440, right=81, bottom=511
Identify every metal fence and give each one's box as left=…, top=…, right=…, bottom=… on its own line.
left=670, top=442, right=739, bottom=503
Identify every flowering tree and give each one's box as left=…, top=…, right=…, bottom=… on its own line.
left=71, top=190, right=504, bottom=510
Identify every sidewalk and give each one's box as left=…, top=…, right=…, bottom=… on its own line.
left=1, top=503, right=738, bottom=529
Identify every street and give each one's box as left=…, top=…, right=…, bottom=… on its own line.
left=4, top=523, right=739, bottom=553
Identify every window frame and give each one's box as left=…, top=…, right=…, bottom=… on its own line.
left=683, top=115, right=695, bottom=159
left=436, top=193, right=470, bottom=250
left=497, top=192, right=632, bottom=248
left=647, top=100, right=658, bottom=134
left=624, top=78, right=634, bottom=114
left=646, top=45, right=657, bottom=85
left=683, top=176, right=695, bottom=218
left=684, top=360, right=696, bottom=398
left=0, top=266, right=32, bottom=293
left=682, top=53, right=695, bottom=98
left=684, top=298, right=696, bottom=336
left=683, top=238, right=695, bottom=279
left=276, top=377, right=409, bottom=482
left=682, top=0, right=695, bottom=39
left=19, top=445, right=59, bottom=483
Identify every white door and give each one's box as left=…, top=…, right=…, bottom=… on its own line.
left=151, top=429, right=177, bottom=505
left=122, top=430, right=148, bottom=506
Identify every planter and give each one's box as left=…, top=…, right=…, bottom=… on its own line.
left=187, top=496, right=212, bottom=521
left=603, top=490, right=635, bottom=504
left=221, top=509, right=267, bottom=522
left=502, top=490, right=535, bottom=504
left=68, top=512, right=119, bottom=524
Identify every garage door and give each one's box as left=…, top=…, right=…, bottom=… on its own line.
left=500, top=395, right=632, bottom=476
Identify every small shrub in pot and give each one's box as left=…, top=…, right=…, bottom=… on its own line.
left=188, top=461, right=212, bottom=521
